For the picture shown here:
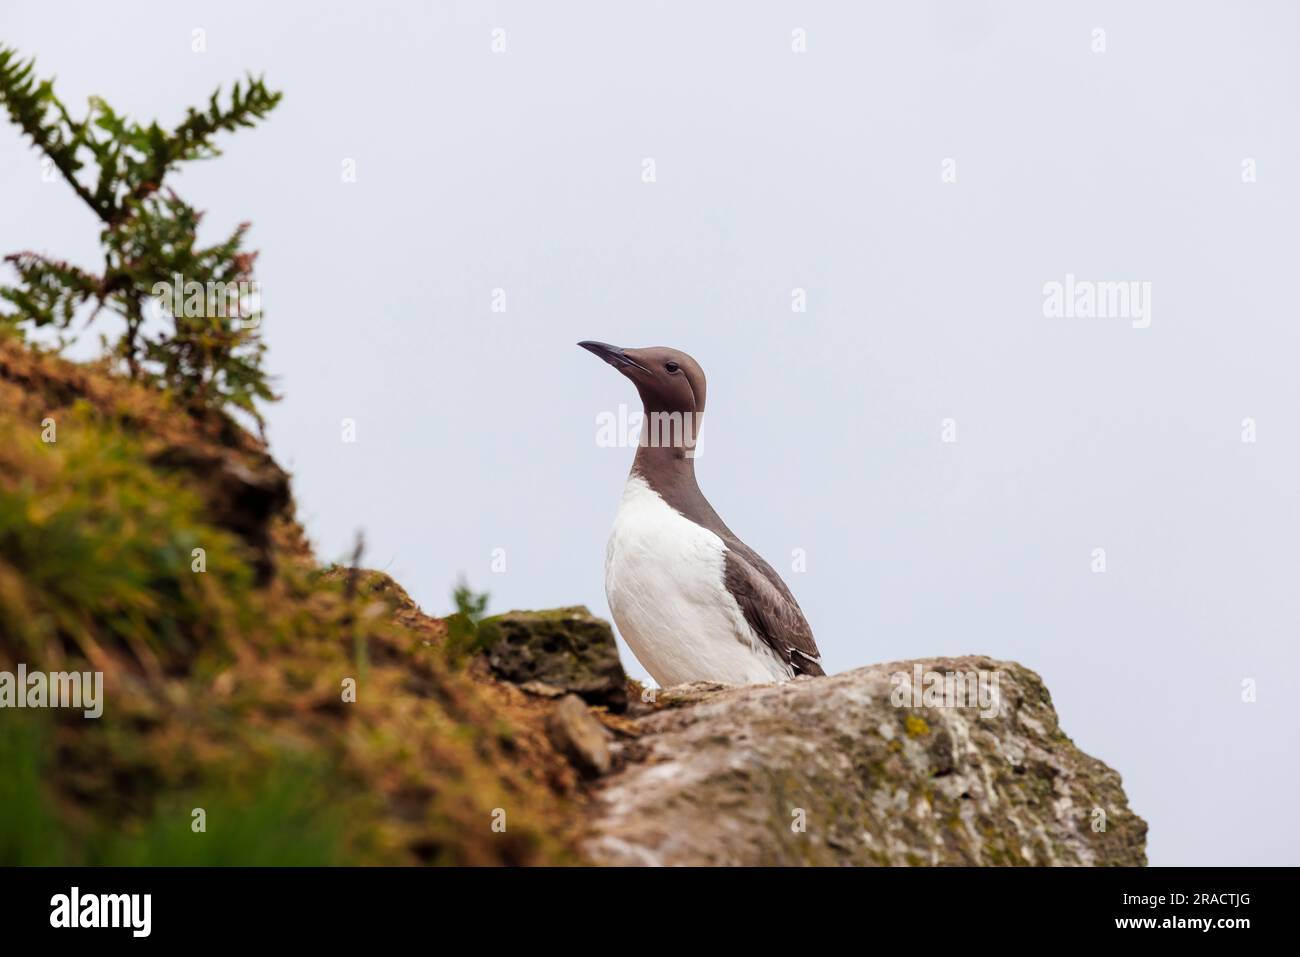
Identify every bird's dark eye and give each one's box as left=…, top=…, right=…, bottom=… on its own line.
left=665, top=361, right=679, bottom=373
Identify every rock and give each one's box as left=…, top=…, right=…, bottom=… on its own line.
left=582, top=656, right=1147, bottom=866
left=517, top=680, right=567, bottom=699
left=478, top=607, right=628, bottom=712
left=647, top=681, right=732, bottom=708
left=547, top=694, right=612, bottom=778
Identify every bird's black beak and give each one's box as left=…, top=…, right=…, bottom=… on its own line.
left=578, top=340, right=651, bottom=374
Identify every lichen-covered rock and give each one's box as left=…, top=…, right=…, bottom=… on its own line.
left=582, top=656, right=1147, bottom=866
left=478, top=607, right=628, bottom=712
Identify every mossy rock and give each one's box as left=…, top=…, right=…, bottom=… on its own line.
left=478, top=607, right=628, bottom=712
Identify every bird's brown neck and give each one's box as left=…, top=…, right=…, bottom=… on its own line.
left=630, top=409, right=730, bottom=540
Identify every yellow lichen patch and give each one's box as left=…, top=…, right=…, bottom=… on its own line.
left=905, top=715, right=931, bottom=737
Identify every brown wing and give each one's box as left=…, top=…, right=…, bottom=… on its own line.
left=723, top=544, right=824, bottom=677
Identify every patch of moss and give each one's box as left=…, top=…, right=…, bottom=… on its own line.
left=0, top=402, right=256, bottom=670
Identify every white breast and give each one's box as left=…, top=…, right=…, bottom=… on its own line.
left=604, top=475, right=793, bottom=687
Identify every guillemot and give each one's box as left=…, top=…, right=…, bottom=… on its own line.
left=579, top=341, right=824, bottom=686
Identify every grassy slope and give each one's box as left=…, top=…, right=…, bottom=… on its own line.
left=0, top=337, right=582, bottom=865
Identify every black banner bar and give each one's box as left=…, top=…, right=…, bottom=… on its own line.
left=0, top=866, right=1280, bottom=943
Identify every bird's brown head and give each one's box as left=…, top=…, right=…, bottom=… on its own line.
left=578, top=341, right=707, bottom=416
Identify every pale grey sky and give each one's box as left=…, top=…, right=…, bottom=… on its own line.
left=2, top=1, right=1297, bottom=866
